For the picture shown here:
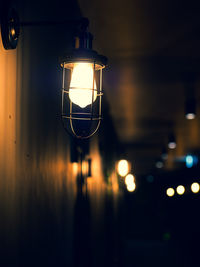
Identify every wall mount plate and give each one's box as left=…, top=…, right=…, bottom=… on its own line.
left=1, top=7, right=20, bottom=50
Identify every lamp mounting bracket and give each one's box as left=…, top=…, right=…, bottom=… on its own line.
left=0, top=4, right=89, bottom=50
left=1, top=7, right=20, bottom=50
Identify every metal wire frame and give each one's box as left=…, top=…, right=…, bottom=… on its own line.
left=61, top=61, right=103, bottom=139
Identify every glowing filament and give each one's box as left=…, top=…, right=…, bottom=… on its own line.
left=69, top=62, right=97, bottom=108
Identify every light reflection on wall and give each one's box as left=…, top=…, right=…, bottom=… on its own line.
left=72, top=162, right=79, bottom=177
left=0, top=37, right=17, bottom=188
left=0, top=28, right=18, bottom=258
left=87, top=137, right=106, bottom=197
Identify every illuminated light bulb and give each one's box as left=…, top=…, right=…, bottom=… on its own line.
left=186, top=113, right=195, bottom=120
left=117, top=159, right=129, bottom=177
left=166, top=188, right=175, bottom=197
left=127, top=182, right=136, bottom=192
left=168, top=134, right=176, bottom=149
left=185, top=99, right=196, bottom=120
left=69, top=62, right=97, bottom=108
left=191, top=182, right=200, bottom=193
left=168, top=142, right=176, bottom=149
left=125, top=174, right=135, bottom=186
left=176, top=185, right=185, bottom=195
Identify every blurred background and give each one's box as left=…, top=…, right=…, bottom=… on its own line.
left=0, top=0, right=200, bottom=266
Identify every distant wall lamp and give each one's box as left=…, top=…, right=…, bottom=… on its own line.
left=0, top=7, right=107, bottom=139
left=168, top=133, right=176, bottom=149
left=185, top=99, right=196, bottom=120
left=125, top=173, right=136, bottom=192
left=191, top=182, right=200, bottom=193
left=176, top=185, right=185, bottom=195
left=117, top=159, right=130, bottom=177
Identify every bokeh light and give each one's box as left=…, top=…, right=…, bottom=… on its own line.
left=125, top=174, right=135, bottom=186
left=185, top=113, right=195, bottom=120
left=176, top=185, right=185, bottom=195
left=168, top=142, right=176, bottom=149
left=117, top=159, right=129, bottom=177
left=186, top=155, right=194, bottom=168
left=127, top=183, right=136, bottom=192
left=191, top=182, right=200, bottom=193
left=166, top=188, right=175, bottom=197
left=156, top=161, right=163, bottom=169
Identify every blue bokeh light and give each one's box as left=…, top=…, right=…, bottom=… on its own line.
left=185, top=155, right=198, bottom=168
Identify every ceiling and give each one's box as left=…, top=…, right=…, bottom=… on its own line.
left=78, top=0, right=200, bottom=175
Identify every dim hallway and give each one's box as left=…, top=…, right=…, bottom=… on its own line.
left=1, top=0, right=200, bottom=266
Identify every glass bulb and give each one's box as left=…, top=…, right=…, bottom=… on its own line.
left=69, top=62, right=97, bottom=108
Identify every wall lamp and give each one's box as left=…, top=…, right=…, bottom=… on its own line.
left=0, top=6, right=107, bottom=139
left=117, top=159, right=130, bottom=177
left=61, top=19, right=107, bottom=139
left=185, top=99, right=196, bottom=120
left=168, top=133, right=176, bottom=149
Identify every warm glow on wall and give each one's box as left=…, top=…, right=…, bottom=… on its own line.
left=72, top=162, right=79, bottom=177
left=69, top=62, right=97, bottom=108
left=0, top=31, right=17, bottom=188
left=117, top=159, right=129, bottom=177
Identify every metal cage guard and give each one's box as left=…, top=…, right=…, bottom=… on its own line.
left=61, top=62, right=104, bottom=139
